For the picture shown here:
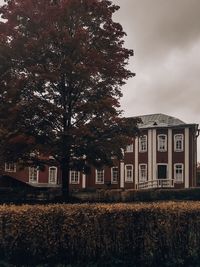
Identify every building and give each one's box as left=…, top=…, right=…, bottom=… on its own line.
left=2, top=114, right=199, bottom=190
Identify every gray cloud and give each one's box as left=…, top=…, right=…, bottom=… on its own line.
left=1, top=0, right=200, bottom=159
left=113, top=0, right=200, bottom=159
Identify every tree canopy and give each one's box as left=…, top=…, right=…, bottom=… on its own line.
left=0, top=0, right=139, bottom=197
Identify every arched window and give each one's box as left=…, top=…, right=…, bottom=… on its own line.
left=174, top=134, right=184, bottom=152
left=158, top=134, right=167, bottom=152
left=70, top=171, right=80, bottom=184
left=49, top=167, right=57, bottom=184
left=139, top=135, right=147, bottom=152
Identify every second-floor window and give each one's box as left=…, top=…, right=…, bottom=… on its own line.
left=125, top=165, right=133, bottom=182
left=111, top=167, right=118, bottom=183
left=125, top=144, right=133, bottom=153
left=96, top=169, right=104, bottom=184
left=158, top=134, right=167, bottom=152
left=174, top=134, right=184, bottom=152
left=49, top=167, right=57, bottom=184
left=139, top=135, right=147, bottom=152
left=5, top=162, right=16, bottom=172
left=29, top=167, right=38, bottom=183
left=70, top=171, right=80, bottom=184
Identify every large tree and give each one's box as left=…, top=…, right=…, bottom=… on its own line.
left=0, top=0, right=139, bottom=199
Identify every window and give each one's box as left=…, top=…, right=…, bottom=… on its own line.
left=111, top=167, right=118, bottom=183
left=70, top=171, right=80, bottom=184
left=125, top=144, right=133, bottom=153
left=5, top=163, right=16, bottom=172
left=139, top=164, right=147, bottom=182
left=174, top=164, right=184, bottom=182
left=29, top=167, right=38, bottom=183
left=95, top=169, right=104, bottom=184
left=139, top=135, right=147, bottom=152
left=125, top=165, right=133, bottom=182
left=158, top=135, right=167, bottom=151
left=49, top=167, right=57, bottom=184
left=174, top=134, right=184, bottom=152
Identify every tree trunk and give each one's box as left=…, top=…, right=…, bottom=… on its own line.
left=61, top=157, right=70, bottom=201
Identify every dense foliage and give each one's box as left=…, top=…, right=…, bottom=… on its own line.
left=0, top=202, right=200, bottom=266
left=0, top=0, right=139, bottom=198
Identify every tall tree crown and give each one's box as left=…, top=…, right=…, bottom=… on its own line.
left=0, top=0, right=138, bottom=170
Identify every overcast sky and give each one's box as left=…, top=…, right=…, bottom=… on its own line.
left=112, top=0, right=200, bottom=160
left=1, top=0, right=200, bottom=160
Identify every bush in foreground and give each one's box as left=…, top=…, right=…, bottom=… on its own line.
left=0, top=202, right=200, bottom=266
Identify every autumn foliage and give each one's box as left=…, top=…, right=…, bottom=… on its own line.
left=0, top=0, right=139, bottom=198
left=0, top=202, right=200, bottom=266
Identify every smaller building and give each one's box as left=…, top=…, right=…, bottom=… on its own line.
left=1, top=114, right=199, bottom=190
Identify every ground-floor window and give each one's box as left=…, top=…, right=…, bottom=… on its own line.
left=139, top=164, right=147, bottom=182
left=5, top=162, right=16, bottom=172
left=174, top=164, right=184, bottom=182
left=29, top=167, right=39, bottom=183
left=111, top=167, right=118, bottom=183
left=70, top=171, right=80, bottom=184
left=49, top=167, right=57, bottom=184
left=125, top=165, right=133, bottom=182
left=95, top=169, right=104, bottom=184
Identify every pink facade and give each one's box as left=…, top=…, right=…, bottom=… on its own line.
left=2, top=114, right=199, bottom=190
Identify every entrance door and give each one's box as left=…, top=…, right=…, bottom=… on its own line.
left=157, top=165, right=167, bottom=179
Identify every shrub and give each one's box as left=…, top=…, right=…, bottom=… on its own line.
left=0, top=202, right=200, bottom=266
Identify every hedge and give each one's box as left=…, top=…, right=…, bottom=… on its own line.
left=72, top=188, right=200, bottom=203
left=0, top=202, right=200, bottom=266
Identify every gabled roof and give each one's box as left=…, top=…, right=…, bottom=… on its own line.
left=137, top=113, right=186, bottom=129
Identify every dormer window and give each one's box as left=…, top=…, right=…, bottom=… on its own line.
left=158, top=134, right=167, bottom=152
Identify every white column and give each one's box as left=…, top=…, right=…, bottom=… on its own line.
left=148, top=130, right=152, bottom=181
left=134, top=137, right=139, bottom=188
left=168, top=129, right=172, bottom=179
left=152, top=129, right=157, bottom=180
left=120, top=161, right=124, bottom=188
left=185, top=128, right=189, bottom=188
left=82, top=174, right=86, bottom=189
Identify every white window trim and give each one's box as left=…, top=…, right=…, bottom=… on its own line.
left=157, top=134, right=167, bottom=152
left=29, top=167, right=39, bottom=183
left=5, top=163, right=16, bottom=172
left=111, top=167, right=118, bottom=184
left=174, top=134, right=184, bottom=152
left=139, top=135, right=147, bottom=152
left=125, top=144, right=133, bottom=153
left=48, top=166, right=57, bottom=184
left=70, top=171, right=80, bottom=184
left=174, top=163, right=184, bottom=183
left=139, top=164, right=147, bottom=183
left=125, top=164, right=133, bottom=182
left=95, top=169, right=104, bottom=184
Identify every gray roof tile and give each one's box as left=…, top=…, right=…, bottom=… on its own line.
left=137, top=113, right=186, bottom=128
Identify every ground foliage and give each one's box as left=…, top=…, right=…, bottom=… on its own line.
left=0, top=202, right=199, bottom=266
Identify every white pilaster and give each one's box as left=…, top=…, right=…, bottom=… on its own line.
left=152, top=129, right=157, bottom=179
left=168, top=129, right=172, bottom=179
left=184, top=128, right=189, bottom=188
left=82, top=174, right=86, bottom=189
left=148, top=130, right=152, bottom=181
left=135, top=137, right=139, bottom=187
left=120, top=161, right=124, bottom=188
